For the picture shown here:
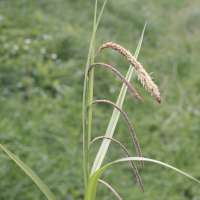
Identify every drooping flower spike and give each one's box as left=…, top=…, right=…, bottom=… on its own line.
left=91, top=100, right=144, bottom=168
left=95, top=42, right=161, bottom=104
left=92, top=136, right=145, bottom=193
left=88, top=62, right=143, bottom=102
left=98, top=179, right=122, bottom=200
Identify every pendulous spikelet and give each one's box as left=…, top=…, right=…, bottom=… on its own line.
left=92, top=100, right=144, bottom=168
left=95, top=42, right=161, bottom=103
left=88, top=62, right=143, bottom=102
left=92, top=136, right=145, bottom=193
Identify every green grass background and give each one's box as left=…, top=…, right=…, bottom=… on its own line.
left=0, top=0, right=200, bottom=199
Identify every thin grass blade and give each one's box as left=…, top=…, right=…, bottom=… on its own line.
left=90, top=22, right=147, bottom=177
left=85, top=156, right=200, bottom=200
left=0, top=144, right=57, bottom=200
left=82, top=0, right=108, bottom=187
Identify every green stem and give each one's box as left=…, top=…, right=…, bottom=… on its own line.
left=82, top=0, right=108, bottom=189
left=86, top=0, right=97, bottom=184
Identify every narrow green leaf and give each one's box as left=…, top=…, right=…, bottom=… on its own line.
left=0, top=144, right=57, bottom=200
left=86, top=0, right=98, bottom=186
left=90, top=23, right=147, bottom=177
left=85, top=156, right=200, bottom=200
left=96, top=0, right=107, bottom=29
left=82, top=0, right=108, bottom=188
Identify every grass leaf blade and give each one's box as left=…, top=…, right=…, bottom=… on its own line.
left=82, top=0, right=108, bottom=187
left=0, top=144, right=57, bottom=200
left=85, top=156, right=200, bottom=200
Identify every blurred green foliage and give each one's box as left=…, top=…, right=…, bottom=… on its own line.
left=0, top=0, right=200, bottom=199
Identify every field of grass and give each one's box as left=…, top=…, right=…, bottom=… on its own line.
left=0, top=0, right=200, bottom=199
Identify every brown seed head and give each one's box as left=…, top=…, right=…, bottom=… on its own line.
left=96, top=42, right=161, bottom=103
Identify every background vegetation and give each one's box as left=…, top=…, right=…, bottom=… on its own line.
left=0, top=0, right=200, bottom=199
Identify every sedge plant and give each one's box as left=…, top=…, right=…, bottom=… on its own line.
left=0, top=1, right=200, bottom=200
